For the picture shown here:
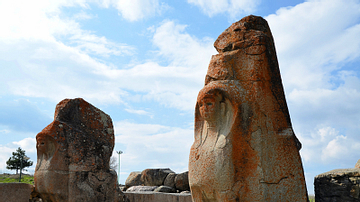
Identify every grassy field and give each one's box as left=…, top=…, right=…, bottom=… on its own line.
left=0, top=173, right=34, bottom=184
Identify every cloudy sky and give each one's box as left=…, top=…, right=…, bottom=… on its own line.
left=1, top=0, right=360, bottom=194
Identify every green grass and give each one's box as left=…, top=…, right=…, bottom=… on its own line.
left=0, top=173, right=34, bottom=184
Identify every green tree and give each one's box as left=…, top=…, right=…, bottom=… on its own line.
left=6, top=147, right=33, bottom=174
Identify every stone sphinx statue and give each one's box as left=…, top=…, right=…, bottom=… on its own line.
left=189, top=15, right=308, bottom=201
left=34, top=98, right=125, bottom=202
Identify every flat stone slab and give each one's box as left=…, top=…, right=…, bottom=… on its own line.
left=124, top=192, right=192, bottom=202
left=316, top=168, right=360, bottom=178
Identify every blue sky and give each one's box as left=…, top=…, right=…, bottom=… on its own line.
left=1, top=0, right=360, bottom=195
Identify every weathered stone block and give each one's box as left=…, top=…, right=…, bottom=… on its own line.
left=124, top=192, right=192, bottom=202
left=164, top=172, right=177, bottom=188
left=34, top=98, right=126, bottom=202
left=126, top=186, right=158, bottom=192
left=125, top=171, right=142, bottom=187
left=315, top=168, right=360, bottom=202
left=141, top=168, right=174, bottom=186
left=189, top=15, right=308, bottom=201
left=0, top=183, right=33, bottom=202
left=175, top=171, right=190, bottom=191
left=154, top=185, right=177, bottom=193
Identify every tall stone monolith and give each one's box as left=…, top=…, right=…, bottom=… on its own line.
left=188, top=15, right=308, bottom=201
left=34, top=98, right=126, bottom=202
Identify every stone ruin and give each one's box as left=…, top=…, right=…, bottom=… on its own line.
left=4, top=15, right=321, bottom=202
left=34, top=98, right=127, bottom=202
left=124, top=168, right=190, bottom=193
left=315, top=160, right=360, bottom=202
left=188, top=15, right=308, bottom=201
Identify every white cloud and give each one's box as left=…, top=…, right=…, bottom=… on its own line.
left=265, top=2, right=360, bottom=194
left=152, top=20, right=215, bottom=68
left=0, top=0, right=134, bottom=57
left=0, top=0, right=134, bottom=105
left=125, top=108, right=153, bottom=118
left=114, top=120, right=193, bottom=173
left=86, top=20, right=215, bottom=110
left=265, top=2, right=360, bottom=131
left=73, top=10, right=94, bottom=20
left=0, top=137, right=37, bottom=174
left=266, top=0, right=360, bottom=91
left=0, top=0, right=89, bottom=42
left=99, top=0, right=168, bottom=21
left=69, top=32, right=135, bottom=57
left=0, top=40, right=129, bottom=104
left=298, top=126, right=360, bottom=166
left=322, top=135, right=348, bottom=161
left=187, top=0, right=259, bottom=18
left=12, top=138, right=37, bottom=153
left=0, top=146, right=17, bottom=174
left=0, top=0, right=214, bottom=111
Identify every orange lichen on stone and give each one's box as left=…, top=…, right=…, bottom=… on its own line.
left=189, top=15, right=308, bottom=201
left=34, top=98, right=123, bottom=202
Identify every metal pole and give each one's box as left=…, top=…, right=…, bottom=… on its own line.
left=116, top=151, right=123, bottom=184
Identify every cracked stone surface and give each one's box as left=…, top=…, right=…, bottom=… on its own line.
left=34, top=98, right=126, bottom=202
left=188, top=15, right=308, bottom=201
left=315, top=166, right=360, bottom=202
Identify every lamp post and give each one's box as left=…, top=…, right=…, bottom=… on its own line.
left=116, top=150, right=123, bottom=185
left=19, top=156, right=29, bottom=182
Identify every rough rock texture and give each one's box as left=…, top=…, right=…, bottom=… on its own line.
left=0, top=183, right=33, bottom=202
left=141, top=168, right=174, bottom=186
left=175, top=171, right=190, bottom=191
left=154, top=185, right=177, bottom=193
left=188, top=15, right=308, bottom=201
left=34, top=98, right=126, bottom=202
left=126, top=186, right=158, bottom=192
left=124, top=192, right=192, bottom=202
left=355, top=159, right=360, bottom=169
left=125, top=168, right=190, bottom=194
left=125, top=171, right=143, bottom=188
left=164, top=173, right=177, bottom=188
left=30, top=186, right=43, bottom=202
left=315, top=167, right=360, bottom=202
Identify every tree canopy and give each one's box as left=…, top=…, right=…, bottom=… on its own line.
left=6, top=147, right=33, bottom=174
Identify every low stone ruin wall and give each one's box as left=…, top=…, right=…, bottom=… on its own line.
left=0, top=183, right=33, bottom=202
left=124, top=192, right=192, bottom=202
left=315, top=160, right=360, bottom=202
left=124, top=168, right=190, bottom=194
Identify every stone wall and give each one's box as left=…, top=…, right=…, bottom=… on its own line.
left=0, top=183, right=33, bottom=202
left=315, top=161, right=360, bottom=202
left=124, top=168, right=190, bottom=194
left=124, top=192, right=192, bottom=202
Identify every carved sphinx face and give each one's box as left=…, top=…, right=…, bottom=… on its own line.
left=199, top=93, right=223, bottom=123
left=36, top=133, right=56, bottom=171
left=199, top=97, right=216, bottom=121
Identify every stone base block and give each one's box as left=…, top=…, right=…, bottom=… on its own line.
left=0, top=183, right=33, bottom=202
left=124, top=192, right=192, bottom=202
left=315, top=168, right=360, bottom=202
